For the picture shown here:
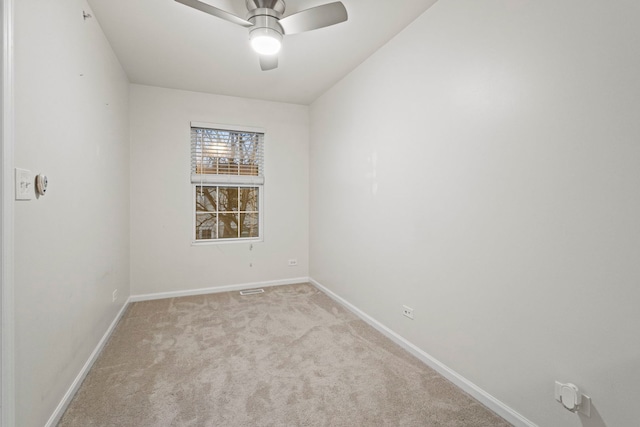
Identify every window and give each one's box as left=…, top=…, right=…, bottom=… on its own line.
left=195, top=186, right=259, bottom=240
left=191, top=123, right=264, bottom=242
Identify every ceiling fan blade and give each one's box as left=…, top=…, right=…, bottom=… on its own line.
left=260, top=55, right=278, bottom=71
left=278, top=2, right=348, bottom=35
left=175, top=0, right=253, bottom=27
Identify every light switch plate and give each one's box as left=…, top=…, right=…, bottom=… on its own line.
left=15, top=168, right=33, bottom=200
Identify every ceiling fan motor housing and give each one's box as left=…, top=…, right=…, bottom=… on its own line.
left=246, top=0, right=285, bottom=15
left=246, top=0, right=285, bottom=36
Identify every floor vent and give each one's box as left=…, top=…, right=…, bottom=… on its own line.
left=239, top=288, right=265, bottom=296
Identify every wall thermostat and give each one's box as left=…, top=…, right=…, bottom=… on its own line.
left=36, top=174, right=48, bottom=196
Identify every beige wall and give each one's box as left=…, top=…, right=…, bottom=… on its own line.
left=129, top=85, right=309, bottom=296
left=14, top=0, right=130, bottom=426
left=309, top=1, right=640, bottom=426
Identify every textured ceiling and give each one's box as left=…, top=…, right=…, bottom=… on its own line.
left=87, top=0, right=438, bottom=105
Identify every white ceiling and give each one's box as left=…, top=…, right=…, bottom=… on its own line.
left=87, top=0, right=438, bottom=105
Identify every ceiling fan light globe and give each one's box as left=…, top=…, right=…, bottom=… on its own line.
left=250, top=27, right=282, bottom=55
left=251, top=36, right=281, bottom=55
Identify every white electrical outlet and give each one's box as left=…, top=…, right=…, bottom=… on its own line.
left=112, top=289, right=118, bottom=303
left=288, top=259, right=298, bottom=266
left=402, top=305, right=414, bottom=319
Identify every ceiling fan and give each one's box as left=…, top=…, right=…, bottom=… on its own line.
left=175, top=0, right=348, bottom=71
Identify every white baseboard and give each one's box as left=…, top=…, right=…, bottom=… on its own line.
left=129, top=277, right=310, bottom=302
left=45, top=298, right=131, bottom=427
left=309, top=277, right=537, bottom=427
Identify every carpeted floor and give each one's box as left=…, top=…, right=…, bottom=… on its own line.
left=58, top=283, right=512, bottom=426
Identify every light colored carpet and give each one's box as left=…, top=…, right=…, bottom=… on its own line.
left=58, top=283, right=511, bottom=426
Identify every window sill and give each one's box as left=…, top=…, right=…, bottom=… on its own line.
left=191, top=237, right=263, bottom=246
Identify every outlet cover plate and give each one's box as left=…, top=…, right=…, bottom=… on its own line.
left=15, top=168, right=33, bottom=200
left=402, top=305, right=414, bottom=319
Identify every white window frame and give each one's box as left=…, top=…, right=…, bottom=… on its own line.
left=192, top=183, right=264, bottom=244
left=190, top=122, right=265, bottom=245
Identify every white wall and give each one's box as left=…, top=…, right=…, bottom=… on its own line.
left=14, top=1, right=130, bottom=426
left=130, top=85, right=309, bottom=296
left=309, top=1, right=640, bottom=426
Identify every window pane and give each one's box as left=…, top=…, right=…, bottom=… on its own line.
left=192, top=127, right=263, bottom=177
left=195, top=213, right=217, bottom=240
left=239, top=213, right=259, bottom=238
left=193, top=185, right=260, bottom=242
left=218, top=213, right=239, bottom=239
left=195, top=187, right=216, bottom=212
left=239, top=187, right=258, bottom=212
left=218, top=187, right=239, bottom=212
